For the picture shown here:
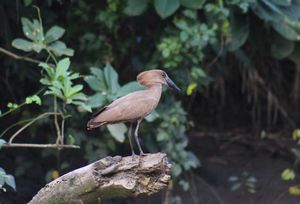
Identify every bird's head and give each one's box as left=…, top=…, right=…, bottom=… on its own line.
left=137, top=69, right=181, bottom=92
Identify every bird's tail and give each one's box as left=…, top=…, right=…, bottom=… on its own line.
left=87, top=119, right=106, bottom=130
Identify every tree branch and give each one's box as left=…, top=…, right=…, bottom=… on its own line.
left=2, top=143, right=80, bottom=149
left=28, top=153, right=171, bottom=204
left=0, top=47, right=54, bottom=67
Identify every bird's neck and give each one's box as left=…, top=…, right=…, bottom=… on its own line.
left=146, top=84, right=162, bottom=99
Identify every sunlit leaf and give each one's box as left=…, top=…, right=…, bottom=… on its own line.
left=186, top=83, right=197, bottom=95
left=55, top=58, right=70, bottom=79
left=292, top=129, right=300, bottom=140
left=289, top=186, right=300, bottom=196
left=281, top=168, right=295, bottom=181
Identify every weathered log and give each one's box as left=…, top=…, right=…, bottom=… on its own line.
left=28, top=153, right=171, bottom=204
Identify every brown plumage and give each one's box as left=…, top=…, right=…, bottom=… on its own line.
left=87, top=69, right=180, bottom=156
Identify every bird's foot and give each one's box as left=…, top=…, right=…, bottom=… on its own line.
left=139, top=152, right=147, bottom=156
left=131, top=152, right=138, bottom=161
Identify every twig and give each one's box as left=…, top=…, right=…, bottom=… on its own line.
left=8, top=112, right=61, bottom=144
left=3, top=143, right=80, bottom=149
left=54, top=97, right=62, bottom=144
left=0, top=47, right=46, bottom=65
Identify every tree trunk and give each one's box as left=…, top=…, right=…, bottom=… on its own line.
left=28, top=153, right=171, bottom=204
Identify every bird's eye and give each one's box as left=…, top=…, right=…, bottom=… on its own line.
left=161, top=73, right=166, bottom=77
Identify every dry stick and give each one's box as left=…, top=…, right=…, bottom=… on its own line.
left=0, top=47, right=44, bottom=65
left=53, top=97, right=62, bottom=145
left=8, top=112, right=61, bottom=144
left=3, top=143, right=80, bottom=149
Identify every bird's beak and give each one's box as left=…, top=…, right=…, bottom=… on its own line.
left=165, top=76, right=181, bottom=92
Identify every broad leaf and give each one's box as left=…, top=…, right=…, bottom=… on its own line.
left=12, top=38, right=36, bottom=52
left=124, top=0, right=149, bottom=16
left=87, top=93, right=107, bottom=108
left=4, top=175, right=16, bottom=191
left=49, top=41, right=74, bottom=57
left=154, top=0, right=180, bottom=19
left=228, top=12, right=249, bottom=51
left=180, top=0, right=205, bottom=9
left=20, top=17, right=44, bottom=42
left=0, top=139, right=6, bottom=150
left=45, top=26, right=65, bottom=44
left=104, top=64, right=120, bottom=94
left=107, top=123, right=127, bottom=143
left=271, top=33, right=294, bottom=59
left=272, top=22, right=300, bottom=41
left=84, top=76, right=103, bottom=92
left=56, top=58, right=70, bottom=79
left=116, top=82, right=142, bottom=97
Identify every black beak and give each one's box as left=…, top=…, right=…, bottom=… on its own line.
left=166, top=76, right=181, bottom=92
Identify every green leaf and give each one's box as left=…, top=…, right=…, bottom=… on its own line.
left=180, top=0, right=205, bottom=9
left=87, top=93, right=107, bottom=108
left=104, top=64, right=120, bottom=94
left=154, top=0, right=180, bottom=18
left=49, top=41, right=74, bottom=57
left=271, top=34, right=294, bottom=59
left=272, top=21, right=300, bottom=41
left=281, top=168, right=295, bottom=181
left=45, top=26, right=65, bottom=44
left=56, top=58, right=70, bottom=79
left=145, top=111, right=159, bottom=122
left=4, top=175, right=16, bottom=191
left=124, top=0, right=149, bottom=16
left=0, top=139, right=6, bottom=150
left=45, top=87, right=64, bottom=99
left=12, top=38, right=36, bottom=52
left=172, top=163, right=182, bottom=176
left=116, top=82, right=142, bottom=97
left=20, top=17, right=44, bottom=42
left=67, top=85, right=83, bottom=97
left=24, top=0, right=33, bottom=6
left=25, top=95, right=42, bottom=106
left=107, top=123, right=127, bottom=143
left=270, top=0, right=291, bottom=6
left=84, top=76, right=103, bottom=92
left=228, top=12, right=249, bottom=51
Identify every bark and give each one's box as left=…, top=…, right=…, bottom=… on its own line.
left=28, top=153, right=171, bottom=204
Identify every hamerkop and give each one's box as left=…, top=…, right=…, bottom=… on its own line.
left=87, top=69, right=180, bottom=156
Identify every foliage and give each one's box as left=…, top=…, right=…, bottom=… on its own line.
left=0, top=168, right=16, bottom=192
left=12, top=15, right=73, bottom=57
left=228, top=171, right=257, bottom=194
left=39, top=58, right=89, bottom=110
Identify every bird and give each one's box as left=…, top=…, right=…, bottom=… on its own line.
left=87, top=69, right=180, bottom=157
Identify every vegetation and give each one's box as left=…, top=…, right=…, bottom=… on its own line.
left=1, top=0, right=300, bottom=203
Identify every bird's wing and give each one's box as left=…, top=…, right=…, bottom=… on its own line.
left=87, top=90, right=158, bottom=129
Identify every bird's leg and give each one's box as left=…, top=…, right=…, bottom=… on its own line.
left=128, top=122, right=136, bottom=158
left=134, top=119, right=146, bottom=156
